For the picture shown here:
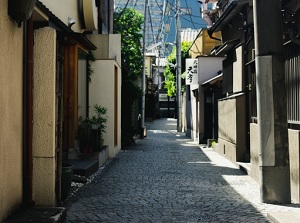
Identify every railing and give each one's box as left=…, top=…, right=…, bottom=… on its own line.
left=250, top=42, right=300, bottom=125
left=285, top=42, right=300, bottom=124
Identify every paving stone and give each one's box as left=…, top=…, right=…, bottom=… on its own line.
left=63, top=118, right=300, bottom=223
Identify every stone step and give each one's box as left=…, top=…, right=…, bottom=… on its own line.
left=5, top=207, right=66, bottom=223
left=66, top=159, right=99, bottom=177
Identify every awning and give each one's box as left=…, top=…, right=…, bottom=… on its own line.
left=202, top=73, right=223, bottom=86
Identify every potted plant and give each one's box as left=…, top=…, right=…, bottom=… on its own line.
left=92, top=104, right=108, bottom=146
left=78, top=104, right=108, bottom=153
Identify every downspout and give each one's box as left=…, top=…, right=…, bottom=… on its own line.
left=207, top=1, right=238, bottom=41
left=201, top=2, right=213, bottom=27
left=23, top=17, right=34, bottom=207
left=209, top=34, right=222, bottom=42
left=243, top=16, right=251, bottom=162
left=198, top=0, right=222, bottom=41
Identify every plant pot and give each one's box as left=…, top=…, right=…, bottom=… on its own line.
left=61, top=163, right=73, bottom=200
left=91, top=123, right=100, bottom=129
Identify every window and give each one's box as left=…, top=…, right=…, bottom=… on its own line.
left=78, top=50, right=88, bottom=119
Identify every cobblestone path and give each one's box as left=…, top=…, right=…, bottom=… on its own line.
left=64, top=118, right=298, bottom=223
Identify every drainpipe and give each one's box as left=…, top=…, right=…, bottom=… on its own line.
left=23, top=17, right=34, bottom=207
left=200, top=2, right=213, bottom=27
left=243, top=12, right=251, bottom=161
left=208, top=34, right=222, bottom=42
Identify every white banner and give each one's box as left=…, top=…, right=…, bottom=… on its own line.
left=185, top=58, right=198, bottom=85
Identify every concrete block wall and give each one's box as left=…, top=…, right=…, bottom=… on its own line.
left=289, top=129, right=300, bottom=203
left=250, top=123, right=260, bottom=183
left=32, top=27, right=57, bottom=206
left=250, top=123, right=300, bottom=203
left=217, top=94, right=246, bottom=163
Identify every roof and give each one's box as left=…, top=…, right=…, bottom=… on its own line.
left=208, top=0, right=250, bottom=36
left=181, top=28, right=200, bottom=43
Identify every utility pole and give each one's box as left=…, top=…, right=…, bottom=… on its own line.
left=253, top=0, right=291, bottom=203
left=141, top=0, right=149, bottom=139
left=176, top=0, right=182, bottom=132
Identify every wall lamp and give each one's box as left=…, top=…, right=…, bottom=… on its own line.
left=68, top=17, right=76, bottom=28
left=8, top=0, right=37, bottom=27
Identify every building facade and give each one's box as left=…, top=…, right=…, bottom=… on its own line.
left=189, top=0, right=300, bottom=203
left=0, top=0, right=121, bottom=221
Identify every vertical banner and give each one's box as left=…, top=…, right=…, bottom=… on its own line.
left=185, top=58, right=198, bottom=85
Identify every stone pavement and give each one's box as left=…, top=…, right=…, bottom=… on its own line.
left=63, top=118, right=300, bottom=223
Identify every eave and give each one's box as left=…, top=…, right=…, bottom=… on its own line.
left=35, top=1, right=97, bottom=50
left=208, top=0, right=250, bottom=37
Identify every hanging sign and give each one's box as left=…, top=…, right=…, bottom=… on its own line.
left=185, top=59, right=198, bottom=85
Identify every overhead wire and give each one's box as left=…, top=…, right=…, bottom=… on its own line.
left=114, top=0, right=207, bottom=56
left=147, top=2, right=157, bottom=47
left=167, top=0, right=207, bottom=27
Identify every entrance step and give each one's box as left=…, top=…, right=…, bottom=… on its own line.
left=5, top=207, right=66, bottom=223
left=67, top=159, right=99, bottom=177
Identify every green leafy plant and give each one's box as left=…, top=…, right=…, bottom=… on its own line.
left=78, top=104, right=108, bottom=153
left=211, top=140, right=217, bottom=148
left=164, top=41, right=192, bottom=96
left=87, top=50, right=95, bottom=82
left=114, top=8, right=144, bottom=146
left=92, top=104, right=108, bottom=135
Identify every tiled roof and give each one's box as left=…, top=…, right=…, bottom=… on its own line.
left=181, top=28, right=199, bottom=43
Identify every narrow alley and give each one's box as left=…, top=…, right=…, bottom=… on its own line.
left=63, top=118, right=298, bottom=223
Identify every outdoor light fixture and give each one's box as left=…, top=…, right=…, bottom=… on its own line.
left=8, top=0, right=37, bottom=27
left=68, top=17, right=76, bottom=28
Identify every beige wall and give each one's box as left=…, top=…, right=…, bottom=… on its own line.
left=87, top=34, right=122, bottom=157
left=0, top=0, right=24, bottom=221
left=32, top=27, right=57, bottom=206
left=40, top=0, right=100, bottom=32
left=40, top=0, right=82, bottom=32
left=217, top=94, right=246, bottom=162
left=87, top=34, right=122, bottom=66
left=89, top=60, right=122, bottom=158
left=189, top=30, right=221, bottom=58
